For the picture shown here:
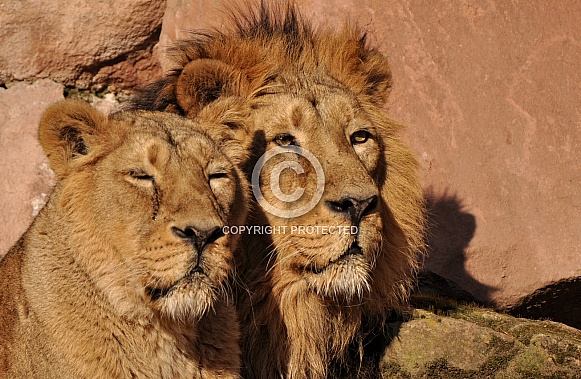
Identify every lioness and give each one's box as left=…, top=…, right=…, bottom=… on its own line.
left=131, top=3, right=426, bottom=378
left=0, top=100, right=249, bottom=378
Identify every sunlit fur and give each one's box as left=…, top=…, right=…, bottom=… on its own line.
left=0, top=100, right=249, bottom=378
left=130, top=2, right=426, bottom=378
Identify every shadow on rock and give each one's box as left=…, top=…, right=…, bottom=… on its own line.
left=509, top=276, right=581, bottom=330
left=416, top=190, right=497, bottom=304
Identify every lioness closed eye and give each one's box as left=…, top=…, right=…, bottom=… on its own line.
left=0, top=100, right=248, bottom=379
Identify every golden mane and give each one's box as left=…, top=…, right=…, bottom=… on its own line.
left=131, top=2, right=392, bottom=114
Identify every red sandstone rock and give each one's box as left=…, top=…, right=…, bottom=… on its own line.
left=0, top=80, right=63, bottom=256
left=158, top=0, right=581, bottom=314
left=0, top=0, right=165, bottom=89
left=377, top=0, right=581, bottom=312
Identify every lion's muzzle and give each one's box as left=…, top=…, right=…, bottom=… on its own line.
left=171, top=224, right=225, bottom=255
left=325, top=194, right=379, bottom=226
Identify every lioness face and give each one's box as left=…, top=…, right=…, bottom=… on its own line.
left=63, top=112, right=247, bottom=320
left=250, top=78, right=386, bottom=301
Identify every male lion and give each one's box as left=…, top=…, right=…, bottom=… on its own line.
left=0, top=100, right=249, bottom=378
left=130, top=3, right=426, bottom=378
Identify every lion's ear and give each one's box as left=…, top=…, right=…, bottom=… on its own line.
left=176, top=59, right=250, bottom=118
left=324, top=32, right=393, bottom=105
left=38, top=100, right=108, bottom=179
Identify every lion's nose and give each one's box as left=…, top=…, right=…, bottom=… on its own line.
left=326, top=194, right=378, bottom=225
left=171, top=225, right=225, bottom=252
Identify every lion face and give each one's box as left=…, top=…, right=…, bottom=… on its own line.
left=249, top=78, right=389, bottom=301
left=40, top=102, right=248, bottom=320
left=97, top=120, right=242, bottom=319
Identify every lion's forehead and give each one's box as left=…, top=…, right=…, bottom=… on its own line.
left=255, top=90, right=366, bottom=130
left=113, top=129, right=221, bottom=166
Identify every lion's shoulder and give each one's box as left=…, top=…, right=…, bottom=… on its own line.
left=0, top=243, right=25, bottom=334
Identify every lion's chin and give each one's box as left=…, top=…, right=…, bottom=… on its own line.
left=304, top=242, right=364, bottom=275
left=147, top=272, right=221, bottom=320
left=304, top=242, right=372, bottom=302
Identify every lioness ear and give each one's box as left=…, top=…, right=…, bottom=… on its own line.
left=176, top=59, right=250, bottom=118
left=38, top=100, right=108, bottom=179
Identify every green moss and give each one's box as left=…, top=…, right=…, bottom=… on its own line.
left=386, top=294, right=581, bottom=378
left=382, top=361, right=412, bottom=378
left=479, top=335, right=520, bottom=375
left=554, top=342, right=580, bottom=365
left=382, top=337, right=519, bottom=378
left=64, top=87, right=100, bottom=101
left=511, top=323, right=581, bottom=346
left=419, top=358, right=474, bottom=378
left=64, top=87, right=130, bottom=102
left=410, top=295, right=581, bottom=344
left=513, top=346, right=552, bottom=376
left=410, top=294, right=492, bottom=322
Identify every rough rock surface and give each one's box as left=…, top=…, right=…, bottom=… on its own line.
left=0, top=80, right=63, bottom=255
left=0, top=82, right=122, bottom=258
left=0, top=0, right=165, bottom=90
left=377, top=0, right=581, bottom=317
left=381, top=296, right=581, bottom=378
left=509, top=278, right=581, bottom=331
left=157, top=0, right=581, bottom=323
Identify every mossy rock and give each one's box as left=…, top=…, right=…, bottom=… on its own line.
left=381, top=295, right=581, bottom=378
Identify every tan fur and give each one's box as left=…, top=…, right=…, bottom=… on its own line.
left=0, top=100, right=250, bottom=378
left=130, top=3, right=426, bottom=378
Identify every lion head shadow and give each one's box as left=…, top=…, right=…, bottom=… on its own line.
left=417, top=189, right=497, bottom=304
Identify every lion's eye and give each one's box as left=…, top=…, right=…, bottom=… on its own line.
left=126, top=169, right=155, bottom=186
left=273, top=133, right=297, bottom=147
left=208, top=172, right=229, bottom=181
left=351, top=130, right=371, bottom=145
left=132, top=173, right=154, bottom=181
left=129, top=170, right=153, bottom=180
left=209, top=171, right=231, bottom=195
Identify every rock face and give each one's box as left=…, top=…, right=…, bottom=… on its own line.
left=0, top=80, right=62, bottom=254
left=382, top=295, right=581, bottom=378
left=0, top=84, right=124, bottom=257
left=0, top=0, right=579, bottom=328
left=509, top=278, right=581, bottom=331
left=377, top=0, right=581, bottom=317
left=0, top=0, right=165, bottom=90
left=157, top=0, right=581, bottom=326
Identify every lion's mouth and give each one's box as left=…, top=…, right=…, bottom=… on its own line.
left=305, top=241, right=363, bottom=275
left=147, top=286, right=171, bottom=301
left=147, top=265, right=206, bottom=300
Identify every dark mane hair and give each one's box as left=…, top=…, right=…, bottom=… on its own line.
left=128, top=1, right=391, bottom=114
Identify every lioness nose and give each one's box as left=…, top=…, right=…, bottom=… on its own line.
left=171, top=225, right=225, bottom=252
left=326, top=195, right=378, bottom=225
